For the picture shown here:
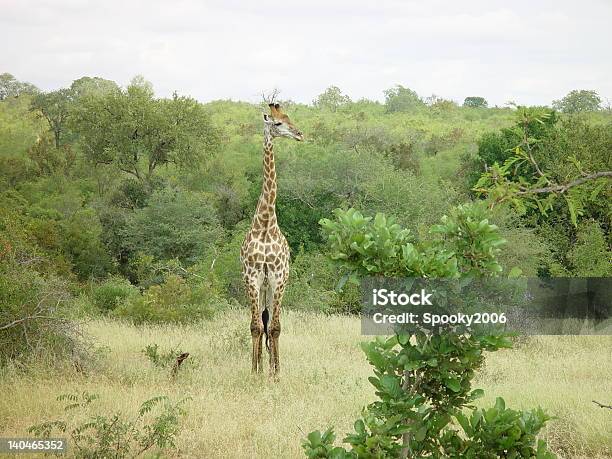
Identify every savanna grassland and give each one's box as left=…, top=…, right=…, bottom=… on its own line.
left=1, top=75, right=611, bottom=458
left=1, top=312, right=611, bottom=458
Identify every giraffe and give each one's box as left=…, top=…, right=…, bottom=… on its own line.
left=240, top=103, right=303, bottom=377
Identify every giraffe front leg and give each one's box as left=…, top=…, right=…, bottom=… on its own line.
left=245, top=282, right=263, bottom=373
left=251, top=318, right=264, bottom=373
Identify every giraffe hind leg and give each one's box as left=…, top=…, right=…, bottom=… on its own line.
left=268, top=284, right=285, bottom=379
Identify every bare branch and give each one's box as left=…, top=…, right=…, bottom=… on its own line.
left=261, top=88, right=281, bottom=105
left=516, top=171, right=612, bottom=195
left=0, top=314, right=67, bottom=331
left=592, top=400, right=612, bottom=410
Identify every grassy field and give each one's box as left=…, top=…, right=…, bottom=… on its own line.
left=0, top=309, right=611, bottom=458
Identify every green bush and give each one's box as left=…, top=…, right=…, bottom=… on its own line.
left=304, top=204, right=555, bottom=458
left=28, top=392, right=188, bottom=458
left=91, top=277, right=138, bottom=314
left=0, top=266, right=80, bottom=366
left=117, top=187, right=223, bottom=267
left=567, top=221, right=612, bottom=276
left=113, top=274, right=217, bottom=324
left=142, top=343, right=186, bottom=369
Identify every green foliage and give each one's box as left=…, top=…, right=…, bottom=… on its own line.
left=70, top=78, right=219, bottom=183
left=552, top=90, right=601, bottom=113
left=117, top=188, right=223, bottom=267
left=28, top=392, right=188, bottom=458
left=70, top=76, right=118, bottom=99
left=283, top=251, right=337, bottom=313
left=469, top=107, right=611, bottom=274
left=142, top=343, right=186, bottom=368
left=313, top=86, right=352, bottom=112
left=0, top=73, right=38, bottom=100
left=91, top=277, right=138, bottom=314
left=319, top=202, right=505, bottom=279
left=0, top=195, right=84, bottom=365
left=113, top=274, right=217, bottom=324
left=0, top=266, right=78, bottom=366
left=383, top=86, right=425, bottom=113
left=447, top=399, right=554, bottom=458
left=566, top=221, right=612, bottom=276
left=31, top=88, right=74, bottom=148
left=61, top=209, right=115, bottom=280
left=303, top=333, right=554, bottom=458
left=306, top=204, right=554, bottom=458
left=463, top=97, right=488, bottom=108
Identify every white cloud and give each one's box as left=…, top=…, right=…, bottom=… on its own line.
left=1, top=0, right=611, bottom=105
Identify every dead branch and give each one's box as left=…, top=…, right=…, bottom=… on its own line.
left=0, top=314, right=67, bottom=331
left=592, top=400, right=612, bottom=410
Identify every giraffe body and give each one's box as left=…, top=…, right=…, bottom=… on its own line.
left=241, top=103, right=302, bottom=376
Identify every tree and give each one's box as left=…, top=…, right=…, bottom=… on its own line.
left=0, top=73, right=38, bottom=100
left=313, top=86, right=351, bottom=112
left=383, top=85, right=424, bottom=113
left=31, top=89, right=75, bottom=148
left=474, top=108, right=611, bottom=226
left=70, top=76, right=118, bottom=99
left=117, top=188, right=222, bottom=266
left=71, top=77, right=219, bottom=183
left=552, top=89, right=601, bottom=113
left=463, top=96, right=488, bottom=108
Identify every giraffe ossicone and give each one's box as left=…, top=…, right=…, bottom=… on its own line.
left=240, top=102, right=303, bottom=377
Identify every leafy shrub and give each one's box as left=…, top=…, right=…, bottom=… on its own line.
left=567, top=221, right=612, bottom=276
left=387, top=141, right=420, bottom=174
left=449, top=398, right=553, bottom=458
left=142, top=343, right=187, bottom=368
left=109, top=178, right=152, bottom=209
left=304, top=204, right=555, bottom=458
left=421, top=129, right=464, bottom=158
left=0, top=267, right=81, bottom=366
left=59, top=209, right=115, bottom=280
left=91, top=277, right=138, bottom=314
left=118, top=187, right=223, bottom=266
left=303, top=334, right=554, bottom=458
left=319, top=202, right=505, bottom=279
left=113, top=274, right=217, bottom=324
left=28, top=392, right=188, bottom=458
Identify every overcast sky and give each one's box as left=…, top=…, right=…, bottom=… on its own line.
left=2, top=0, right=611, bottom=106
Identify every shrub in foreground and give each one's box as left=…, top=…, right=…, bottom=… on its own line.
left=303, top=205, right=555, bottom=458
left=28, top=392, right=187, bottom=458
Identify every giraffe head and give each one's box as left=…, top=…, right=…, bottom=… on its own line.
left=263, top=103, right=303, bottom=141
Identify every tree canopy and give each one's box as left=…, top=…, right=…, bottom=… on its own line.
left=70, top=78, right=219, bottom=183
left=463, top=96, right=488, bottom=108
left=552, top=89, right=601, bottom=113
left=383, top=85, right=424, bottom=113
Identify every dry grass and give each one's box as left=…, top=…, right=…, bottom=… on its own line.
left=0, top=309, right=610, bottom=458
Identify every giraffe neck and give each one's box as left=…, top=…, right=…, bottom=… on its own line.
left=253, top=127, right=277, bottom=229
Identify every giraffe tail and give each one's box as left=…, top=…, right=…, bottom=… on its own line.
left=260, top=279, right=271, bottom=352
left=262, top=307, right=270, bottom=351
